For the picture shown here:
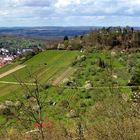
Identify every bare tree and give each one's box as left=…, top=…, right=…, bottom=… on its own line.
left=0, top=71, right=49, bottom=140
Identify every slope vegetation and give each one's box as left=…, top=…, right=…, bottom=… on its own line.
left=0, top=50, right=79, bottom=99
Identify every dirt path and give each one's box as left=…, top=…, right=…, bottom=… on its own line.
left=0, top=81, right=35, bottom=85
left=51, top=67, right=76, bottom=86
left=0, top=65, right=26, bottom=79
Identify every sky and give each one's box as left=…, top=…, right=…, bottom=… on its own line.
left=0, top=0, right=140, bottom=27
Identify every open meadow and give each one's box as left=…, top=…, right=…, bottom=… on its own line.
left=0, top=50, right=79, bottom=100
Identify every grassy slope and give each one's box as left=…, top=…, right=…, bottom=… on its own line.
left=44, top=50, right=139, bottom=125
left=0, top=49, right=140, bottom=132
left=0, top=50, right=78, bottom=82
left=0, top=62, right=19, bottom=75
left=0, top=84, right=22, bottom=101
left=0, top=50, right=79, bottom=99
left=39, top=50, right=137, bottom=124
left=0, top=49, right=136, bottom=101
left=73, top=50, right=132, bottom=89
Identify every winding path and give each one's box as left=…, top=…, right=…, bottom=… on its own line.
left=0, top=81, right=35, bottom=85
left=0, top=65, right=26, bottom=79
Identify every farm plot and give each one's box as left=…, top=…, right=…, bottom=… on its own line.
left=0, top=50, right=78, bottom=82
left=0, top=50, right=79, bottom=99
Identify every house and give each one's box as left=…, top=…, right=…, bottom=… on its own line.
left=0, top=55, right=13, bottom=68
left=0, top=48, right=9, bottom=55
left=22, top=48, right=34, bottom=53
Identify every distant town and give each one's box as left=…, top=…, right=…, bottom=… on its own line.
left=0, top=35, right=46, bottom=68
left=0, top=47, right=34, bottom=67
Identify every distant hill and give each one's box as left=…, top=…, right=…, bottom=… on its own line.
left=0, top=26, right=139, bottom=39
left=0, top=26, right=97, bottom=38
left=134, top=27, right=140, bottom=30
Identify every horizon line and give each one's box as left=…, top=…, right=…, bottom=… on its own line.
left=0, top=25, right=140, bottom=28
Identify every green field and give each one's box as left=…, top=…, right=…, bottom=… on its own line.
left=0, top=50, right=79, bottom=99
left=0, top=62, right=19, bottom=75
left=0, top=49, right=136, bottom=100
left=1, top=49, right=139, bottom=102
left=0, top=48, right=140, bottom=139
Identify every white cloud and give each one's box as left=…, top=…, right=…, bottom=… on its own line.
left=0, top=0, right=140, bottom=26
left=55, top=0, right=81, bottom=8
left=0, top=11, right=8, bottom=16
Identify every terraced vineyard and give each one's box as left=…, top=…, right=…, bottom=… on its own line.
left=1, top=49, right=139, bottom=100
left=0, top=50, right=79, bottom=100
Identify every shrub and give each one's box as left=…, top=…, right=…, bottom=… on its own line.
left=60, top=100, right=69, bottom=108
left=98, top=58, right=106, bottom=68
left=56, top=87, right=64, bottom=95
left=129, top=67, right=140, bottom=85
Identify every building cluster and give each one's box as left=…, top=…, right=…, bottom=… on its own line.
left=0, top=55, right=13, bottom=67
left=0, top=48, right=13, bottom=68
left=0, top=47, right=34, bottom=68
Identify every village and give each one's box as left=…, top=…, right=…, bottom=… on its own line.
left=0, top=47, right=34, bottom=68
